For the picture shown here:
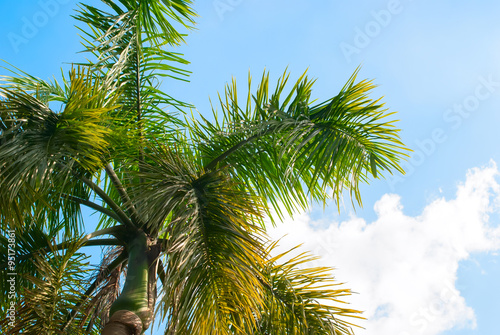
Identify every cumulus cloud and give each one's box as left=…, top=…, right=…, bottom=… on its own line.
left=266, top=162, right=500, bottom=335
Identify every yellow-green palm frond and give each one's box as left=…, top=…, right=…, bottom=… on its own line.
left=189, top=68, right=409, bottom=219
left=0, top=239, right=96, bottom=334
left=0, top=218, right=58, bottom=310
left=256, top=244, right=364, bottom=335
left=134, top=143, right=267, bottom=334
left=0, top=66, right=121, bottom=232
left=74, top=0, right=196, bottom=128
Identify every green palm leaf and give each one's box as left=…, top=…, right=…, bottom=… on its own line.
left=0, top=1, right=409, bottom=333
left=134, top=144, right=266, bottom=334
left=0, top=237, right=97, bottom=334
left=74, top=0, right=195, bottom=133
left=191, top=69, right=408, bottom=218
left=0, top=66, right=121, bottom=234
left=257, top=245, right=363, bottom=334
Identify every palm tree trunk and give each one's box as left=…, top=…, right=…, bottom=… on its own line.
left=102, top=310, right=143, bottom=335
left=143, top=251, right=160, bottom=330
left=102, top=231, right=150, bottom=334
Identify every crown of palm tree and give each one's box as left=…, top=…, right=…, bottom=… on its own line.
left=0, top=1, right=408, bottom=334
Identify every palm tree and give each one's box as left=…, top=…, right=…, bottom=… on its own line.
left=0, top=0, right=407, bottom=334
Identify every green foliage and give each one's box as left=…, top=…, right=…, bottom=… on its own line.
left=0, top=0, right=409, bottom=334
left=74, top=0, right=195, bottom=135
left=190, top=69, right=407, bottom=219
left=257, top=245, right=362, bottom=334
left=0, top=238, right=98, bottom=334
left=0, top=67, right=121, bottom=235
left=143, top=147, right=266, bottom=333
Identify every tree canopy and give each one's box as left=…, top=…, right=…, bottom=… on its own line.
left=0, top=1, right=407, bottom=334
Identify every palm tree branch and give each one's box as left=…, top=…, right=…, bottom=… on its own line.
left=3, top=239, right=122, bottom=271
left=257, top=247, right=363, bottom=334
left=1, top=245, right=94, bottom=334
left=78, top=172, right=136, bottom=230
left=190, top=69, right=408, bottom=218
left=104, top=163, right=143, bottom=226
left=204, top=128, right=274, bottom=171
left=0, top=225, right=124, bottom=271
left=62, top=193, right=124, bottom=224
left=164, top=173, right=266, bottom=333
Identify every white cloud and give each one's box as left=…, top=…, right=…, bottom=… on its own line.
left=266, top=162, right=500, bottom=335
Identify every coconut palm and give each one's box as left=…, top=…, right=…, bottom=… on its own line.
left=0, top=0, right=407, bottom=334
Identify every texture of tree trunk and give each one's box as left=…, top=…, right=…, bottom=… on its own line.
left=104, top=231, right=150, bottom=334
left=143, top=243, right=161, bottom=330
left=102, top=310, right=143, bottom=335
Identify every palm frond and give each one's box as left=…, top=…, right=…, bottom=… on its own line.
left=0, top=66, right=122, bottom=233
left=189, top=68, right=408, bottom=218
left=0, top=63, right=67, bottom=105
left=0, top=213, right=79, bottom=315
left=74, top=0, right=195, bottom=132
left=0, top=239, right=94, bottom=334
left=63, top=247, right=128, bottom=332
left=84, top=246, right=126, bottom=331
left=133, top=143, right=266, bottom=333
left=0, top=221, right=123, bottom=316
left=256, top=244, right=363, bottom=334
left=72, top=1, right=198, bottom=229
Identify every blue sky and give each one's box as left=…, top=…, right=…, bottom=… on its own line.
left=2, top=1, right=500, bottom=334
